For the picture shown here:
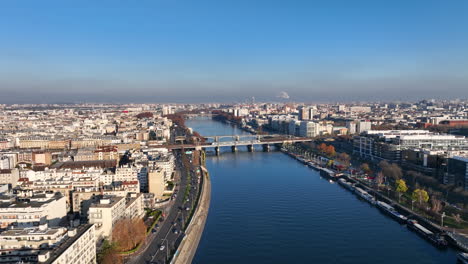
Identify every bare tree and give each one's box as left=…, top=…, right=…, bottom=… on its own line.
left=431, top=197, right=442, bottom=215
left=453, top=213, right=462, bottom=228
left=374, top=172, right=384, bottom=191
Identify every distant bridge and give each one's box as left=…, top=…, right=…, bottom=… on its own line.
left=184, top=113, right=213, bottom=118
left=150, top=135, right=312, bottom=155
left=202, top=134, right=283, bottom=142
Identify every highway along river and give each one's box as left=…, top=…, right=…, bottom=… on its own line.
left=186, top=117, right=457, bottom=264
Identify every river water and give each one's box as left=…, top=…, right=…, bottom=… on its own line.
left=186, top=117, right=457, bottom=264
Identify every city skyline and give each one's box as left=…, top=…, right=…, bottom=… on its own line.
left=1, top=0, right=468, bottom=103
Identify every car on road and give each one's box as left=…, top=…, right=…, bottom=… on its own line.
left=172, top=228, right=179, bottom=234
left=185, top=207, right=190, bottom=211
left=159, top=245, right=165, bottom=250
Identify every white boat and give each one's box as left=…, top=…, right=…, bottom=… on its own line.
left=376, top=201, right=407, bottom=223
left=354, top=187, right=376, bottom=205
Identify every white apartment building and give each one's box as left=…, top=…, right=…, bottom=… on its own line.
left=148, top=166, right=165, bottom=199
left=88, top=196, right=126, bottom=240
left=0, top=153, right=17, bottom=170
left=124, top=193, right=144, bottom=220
left=151, top=155, right=174, bottom=182
left=0, top=192, right=67, bottom=229
left=299, top=121, right=320, bottom=138
left=114, top=166, right=139, bottom=183
left=356, top=120, right=372, bottom=134
left=41, top=224, right=96, bottom=264
left=0, top=224, right=68, bottom=263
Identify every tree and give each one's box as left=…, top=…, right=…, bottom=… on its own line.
left=431, top=197, right=442, bottom=215
left=412, top=189, right=429, bottom=206
left=378, top=160, right=390, bottom=170
left=360, top=163, right=371, bottom=174
left=395, top=179, right=408, bottom=203
left=98, top=240, right=122, bottom=264
left=374, top=172, right=384, bottom=190
left=337, top=152, right=351, bottom=168
left=112, top=218, right=147, bottom=252
left=317, top=143, right=327, bottom=154
left=380, top=162, right=402, bottom=182
left=453, top=213, right=462, bottom=228
left=136, top=112, right=154, bottom=119
left=325, top=145, right=336, bottom=157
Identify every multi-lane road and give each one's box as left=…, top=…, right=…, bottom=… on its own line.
left=128, top=150, right=201, bottom=264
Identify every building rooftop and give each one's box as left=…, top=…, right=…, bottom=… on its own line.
left=89, top=195, right=124, bottom=208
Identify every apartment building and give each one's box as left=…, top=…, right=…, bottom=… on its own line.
left=0, top=168, right=20, bottom=187
left=0, top=192, right=67, bottom=229
left=148, top=166, right=165, bottom=199
left=446, top=156, right=468, bottom=190
left=353, top=130, right=468, bottom=161
left=88, top=196, right=125, bottom=240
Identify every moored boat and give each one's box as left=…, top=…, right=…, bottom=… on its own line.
left=354, top=187, right=376, bottom=205
left=406, top=219, right=448, bottom=248
left=375, top=201, right=407, bottom=224
left=338, top=178, right=355, bottom=192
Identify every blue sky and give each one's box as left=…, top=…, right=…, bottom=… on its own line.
left=0, top=0, right=467, bottom=103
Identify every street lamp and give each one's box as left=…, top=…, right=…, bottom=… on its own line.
left=441, top=212, right=446, bottom=227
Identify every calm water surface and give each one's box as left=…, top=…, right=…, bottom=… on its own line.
left=186, top=118, right=457, bottom=264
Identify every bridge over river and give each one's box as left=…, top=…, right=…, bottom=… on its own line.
left=150, top=134, right=312, bottom=155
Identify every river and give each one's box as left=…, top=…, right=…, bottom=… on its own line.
left=186, top=117, right=457, bottom=264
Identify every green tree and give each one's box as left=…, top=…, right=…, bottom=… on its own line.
left=412, top=189, right=429, bottom=206
left=395, top=179, right=408, bottom=203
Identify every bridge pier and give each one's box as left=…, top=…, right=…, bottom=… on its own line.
left=247, top=144, right=254, bottom=152
left=263, top=144, right=270, bottom=152
left=231, top=145, right=237, bottom=153
left=215, top=146, right=220, bottom=155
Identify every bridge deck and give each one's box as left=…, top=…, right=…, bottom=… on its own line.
left=149, top=137, right=311, bottom=150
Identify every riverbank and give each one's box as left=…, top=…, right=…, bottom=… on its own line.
left=172, top=165, right=211, bottom=264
